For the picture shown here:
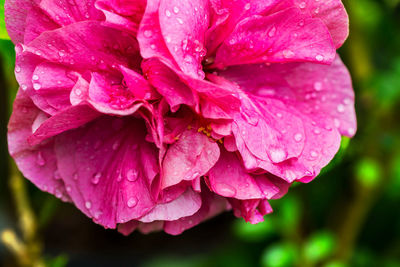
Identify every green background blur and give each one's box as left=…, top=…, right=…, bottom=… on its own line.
left=1, top=1, right=400, bottom=266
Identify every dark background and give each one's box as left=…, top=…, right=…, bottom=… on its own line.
left=1, top=1, right=400, bottom=266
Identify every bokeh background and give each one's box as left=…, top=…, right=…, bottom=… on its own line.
left=1, top=0, right=400, bottom=266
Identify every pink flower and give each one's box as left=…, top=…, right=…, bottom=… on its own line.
left=5, top=0, right=356, bottom=235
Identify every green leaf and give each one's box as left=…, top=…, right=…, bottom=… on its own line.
left=355, top=158, right=382, bottom=188
left=46, top=255, right=69, bottom=267
left=233, top=218, right=275, bottom=242
left=261, top=243, right=298, bottom=267
left=303, top=231, right=336, bottom=263
left=0, top=0, right=11, bottom=40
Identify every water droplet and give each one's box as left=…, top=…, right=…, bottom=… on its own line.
left=54, top=170, right=62, bottom=180
left=91, top=172, right=101, bottom=185
left=177, top=18, right=184, bottom=24
left=244, top=3, right=251, bottom=10
left=58, top=50, right=66, bottom=57
left=298, top=2, right=306, bottom=8
left=241, top=110, right=259, bottom=126
left=74, top=89, right=82, bottom=96
left=36, top=152, right=46, bottom=166
left=112, top=140, right=120, bottom=150
left=33, top=83, right=41, bottom=90
left=343, top=98, right=352, bottom=105
left=268, top=27, right=276, bottom=37
left=310, top=150, right=318, bottom=159
left=94, top=211, right=103, bottom=219
left=294, top=133, right=303, bottom=142
left=337, top=104, right=345, bottom=113
left=126, top=169, right=139, bottom=182
left=283, top=50, right=295, bottom=58
left=165, top=10, right=171, bottom=17
left=313, top=128, right=321, bottom=135
left=316, top=55, right=324, bottom=61
left=268, top=148, right=287, bottom=163
left=314, top=82, right=322, bottom=91
left=32, top=74, right=39, bottom=81
left=15, top=65, right=21, bottom=73
left=55, top=189, right=62, bottom=198
left=127, top=197, right=138, bottom=208
left=144, top=30, right=152, bottom=38
left=21, top=84, right=28, bottom=90
left=173, top=6, right=179, bottom=13
left=85, top=201, right=92, bottom=209
left=215, top=183, right=236, bottom=197
left=66, top=185, right=72, bottom=192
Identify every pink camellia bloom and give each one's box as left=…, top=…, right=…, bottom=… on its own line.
left=5, top=0, right=356, bottom=235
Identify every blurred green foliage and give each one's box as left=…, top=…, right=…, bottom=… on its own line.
left=1, top=0, right=400, bottom=266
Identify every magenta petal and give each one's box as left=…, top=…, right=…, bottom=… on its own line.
left=142, top=59, right=197, bottom=112
left=8, top=91, right=70, bottom=201
left=158, top=0, right=210, bottom=78
left=21, top=21, right=140, bottom=72
left=274, top=0, right=349, bottom=48
left=137, top=0, right=178, bottom=69
left=162, top=130, right=220, bottom=189
left=87, top=72, right=144, bottom=116
left=4, top=0, right=34, bottom=43
left=95, top=0, right=146, bottom=35
left=37, top=0, right=103, bottom=26
left=138, top=188, right=202, bottom=223
left=28, top=104, right=100, bottom=146
left=215, top=7, right=336, bottom=67
left=164, top=190, right=228, bottom=235
left=208, top=150, right=263, bottom=200
left=55, top=117, right=159, bottom=228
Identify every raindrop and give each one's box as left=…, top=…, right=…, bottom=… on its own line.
left=310, top=150, right=318, bottom=159
left=144, top=30, right=152, bottom=38
left=283, top=50, right=295, bottom=58
left=314, top=82, right=322, bottom=91
left=313, top=128, right=321, bottom=135
left=85, top=201, right=92, bottom=209
left=315, top=55, right=324, bottom=61
left=127, top=197, right=138, bottom=208
left=126, top=169, right=139, bottom=182
left=173, top=6, right=179, bottom=13
left=337, top=104, right=345, bottom=113
left=91, top=172, right=101, bottom=185
left=33, top=83, right=41, bottom=90
left=294, top=133, right=303, bottom=142
left=268, top=148, right=287, bottom=163
left=36, top=152, right=46, bottom=166
left=298, top=2, right=306, bottom=8
left=268, top=27, right=276, bottom=37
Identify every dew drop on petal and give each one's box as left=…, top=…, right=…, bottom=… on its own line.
left=85, top=201, right=92, bottom=209
left=268, top=148, right=287, bottom=163
left=91, top=172, right=101, bottom=185
left=127, top=197, right=138, bottom=208
left=316, top=55, right=324, bottom=61
left=126, top=169, right=139, bottom=182
left=337, top=104, right=345, bottom=113
left=36, top=152, right=46, bottom=166
left=294, top=133, right=303, bottom=142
